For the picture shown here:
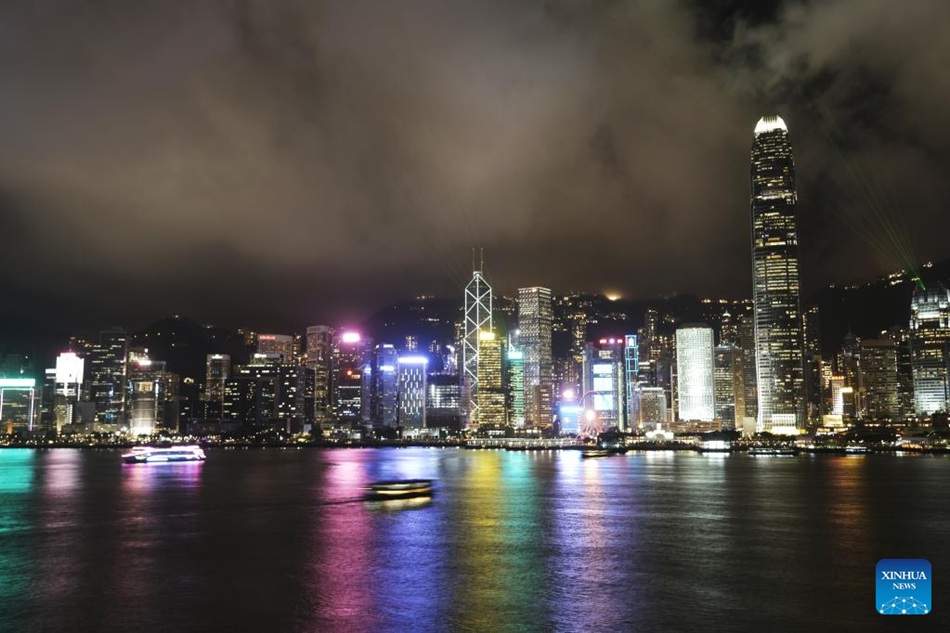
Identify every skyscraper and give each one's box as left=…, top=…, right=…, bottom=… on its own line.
left=462, top=260, right=493, bottom=428
left=507, top=344, right=525, bottom=426
left=518, top=287, right=554, bottom=427
left=257, top=334, right=295, bottom=364
left=860, top=339, right=899, bottom=422
left=305, top=325, right=334, bottom=422
left=909, top=285, right=950, bottom=415
left=675, top=325, right=715, bottom=422
left=474, top=331, right=506, bottom=427
left=750, top=115, right=806, bottom=432
left=85, top=328, right=128, bottom=427
left=397, top=356, right=428, bottom=431
left=714, top=343, right=744, bottom=429
left=204, top=354, right=230, bottom=402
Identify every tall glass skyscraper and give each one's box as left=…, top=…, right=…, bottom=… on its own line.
left=910, top=285, right=950, bottom=415
left=750, top=115, right=805, bottom=432
left=517, top=287, right=554, bottom=427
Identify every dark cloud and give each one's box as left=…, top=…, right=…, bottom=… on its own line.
left=0, top=0, right=946, bottom=330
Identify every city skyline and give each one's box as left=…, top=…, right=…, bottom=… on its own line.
left=0, top=1, right=948, bottom=331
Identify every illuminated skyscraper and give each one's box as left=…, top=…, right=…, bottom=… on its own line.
left=397, top=356, right=428, bottom=430
left=366, top=344, right=399, bottom=429
left=85, top=328, right=128, bottom=427
left=204, top=354, right=230, bottom=402
left=474, top=331, right=506, bottom=427
left=333, top=332, right=368, bottom=424
left=750, top=115, right=805, bottom=432
left=507, top=344, right=525, bottom=426
left=462, top=259, right=493, bottom=427
left=675, top=325, right=715, bottom=422
left=305, top=325, right=334, bottom=421
left=53, top=352, right=84, bottom=433
left=257, top=334, right=295, bottom=364
left=518, top=287, right=554, bottom=427
left=860, top=339, right=899, bottom=421
left=582, top=337, right=627, bottom=431
left=910, top=285, right=950, bottom=415
left=714, top=344, right=744, bottom=429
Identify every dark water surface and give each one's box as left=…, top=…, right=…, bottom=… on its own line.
left=1, top=448, right=947, bottom=632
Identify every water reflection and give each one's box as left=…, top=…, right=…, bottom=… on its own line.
left=309, top=450, right=376, bottom=631
left=0, top=449, right=35, bottom=606
left=1, top=448, right=948, bottom=632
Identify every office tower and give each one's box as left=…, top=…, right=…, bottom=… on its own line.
left=366, top=344, right=399, bottom=429
left=624, top=335, right=639, bottom=428
left=126, top=354, right=179, bottom=435
left=802, top=305, right=823, bottom=423
left=582, top=337, right=627, bottom=431
left=828, top=375, right=849, bottom=424
left=750, top=115, right=805, bottom=432
left=52, top=352, right=84, bottom=434
left=306, top=325, right=334, bottom=421
left=637, top=387, right=667, bottom=427
left=256, top=334, right=295, bottom=364
left=638, top=308, right=661, bottom=386
left=738, top=313, right=758, bottom=421
left=507, top=344, right=525, bottom=426
left=714, top=344, right=744, bottom=429
left=85, top=328, right=128, bottom=427
left=720, top=310, right=738, bottom=346
left=860, top=339, right=899, bottom=421
left=224, top=361, right=279, bottom=427
left=0, top=378, right=37, bottom=434
left=204, top=354, right=230, bottom=402
left=397, top=356, right=428, bottom=430
left=333, top=332, right=368, bottom=424
left=910, top=285, right=950, bottom=415
left=518, top=287, right=554, bottom=427
left=474, top=331, right=506, bottom=427
left=426, top=374, right=461, bottom=432
left=275, top=364, right=309, bottom=428
left=462, top=261, right=493, bottom=428
left=838, top=333, right=863, bottom=418
left=675, top=325, right=715, bottom=422
left=883, top=326, right=914, bottom=419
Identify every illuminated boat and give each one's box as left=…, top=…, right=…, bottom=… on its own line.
left=748, top=446, right=797, bottom=456
left=844, top=445, right=871, bottom=455
left=365, top=479, right=434, bottom=501
left=122, top=445, right=207, bottom=464
left=581, top=448, right=612, bottom=458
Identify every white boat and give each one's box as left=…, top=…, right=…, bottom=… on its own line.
left=749, top=446, right=797, bottom=456
left=122, top=445, right=207, bottom=463
left=365, top=479, right=434, bottom=501
left=844, top=445, right=871, bottom=455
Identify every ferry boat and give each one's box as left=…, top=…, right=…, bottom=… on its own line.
left=581, top=448, right=613, bottom=458
left=748, top=446, right=797, bottom=456
left=121, top=445, right=207, bottom=464
left=365, top=479, right=434, bottom=501
left=844, top=445, right=871, bottom=455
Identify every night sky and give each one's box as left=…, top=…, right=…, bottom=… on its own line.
left=1, top=0, right=947, bottom=331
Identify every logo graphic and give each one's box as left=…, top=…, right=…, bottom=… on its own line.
left=876, top=559, right=931, bottom=615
